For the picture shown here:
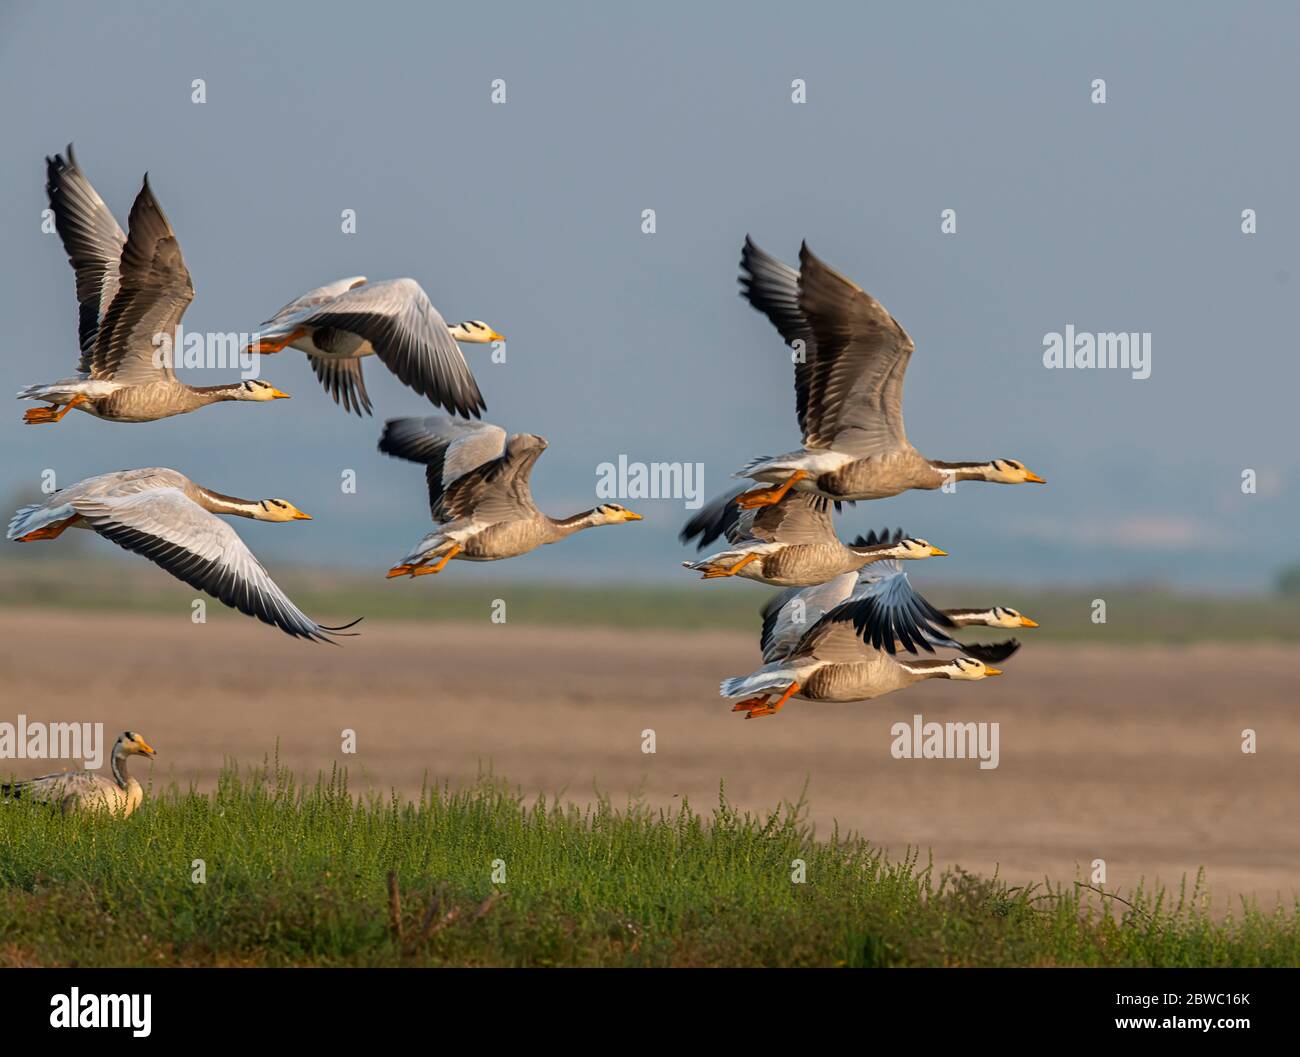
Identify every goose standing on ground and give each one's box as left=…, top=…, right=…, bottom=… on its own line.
left=679, top=488, right=947, bottom=585
left=1, top=731, right=155, bottom=817
left=7, top=469, right=359, bottom=642
left=248, top=278, right=504, bottom=417
left=19, top=146, right=292, bottom=424
left=730, top=237, right=1045, bottom=508
left=379, top=416, right=642, bottom=577
left=721, top=563, right=1022, bottom=718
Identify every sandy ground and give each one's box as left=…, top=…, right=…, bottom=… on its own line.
left=1, top=609, right=1297, bottom=908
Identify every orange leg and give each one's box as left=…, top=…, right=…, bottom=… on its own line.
left=700, top=552, right=760, bottom=579
left=248, top=327, right=307, bottom=354
left=23, top=394, right=87, bottom=424
left=735, top=471, right=809, bottom=510
left=745, top=682, right=800, bottom=720
left=16, top=516, right=77, bottom=542
left=411, top=544, right=462, bottom=576
left=731, top=694, right=771, bottom=713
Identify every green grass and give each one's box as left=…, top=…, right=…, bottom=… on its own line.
left=1, top=757, right=1296, bottom=967
left=3, top=558, right=1300, bottom=642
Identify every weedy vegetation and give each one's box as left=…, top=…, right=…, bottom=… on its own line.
left=0, top=757, right=1297, bottom=967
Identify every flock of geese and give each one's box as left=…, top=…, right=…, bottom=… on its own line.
left=9, top=144, right=640, bottom=650
left=2, top=147, right=1043, bottom=812
left=4, top=145, right=646, bottom=814
left=680, top=237, right=1044, bottom=719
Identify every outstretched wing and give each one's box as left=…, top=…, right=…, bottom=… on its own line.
left=738, top=492, right=833, bottom=545
left=378, top=415, right=531, bottom=523
left=679, top=486, right=747, bottom=550
left=795, top=242, right=915, bottom=456
left=440, top=433, right=546, bottom=525
left=44, top=145, right=127, bottom=372
left=261, top=276, right=368, bottom=326
left=808, top=562, right=958, bottom=656
left=759, top=571, right=858, bottom=662
left=679, top=487, right=832, bottom=550
left=269, top=278, right=486, bottom=418
left=71, top=488, right=354, bottom=642
left=88, top=176, right=195, bottom=385
left=739, top=236, right=822, bottom=439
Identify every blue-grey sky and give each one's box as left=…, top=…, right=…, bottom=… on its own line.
left=1, top=1, right=1296, bottom=589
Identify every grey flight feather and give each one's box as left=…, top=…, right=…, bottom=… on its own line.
left=679, top=487, right=832, bottom=550
left=794, top=242, right=914, bottom=456
left=813, top=562, right=958, bottom=656
left=89, top=175, right=195, bottom=386
left=309, top=356, right=372, bottom=416
left=265, top=278, right=486, bottom=418
left=44, top=144, right=127, bottom=369
left=378, top=416, right=545, bottom=524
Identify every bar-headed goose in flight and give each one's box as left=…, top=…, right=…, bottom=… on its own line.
left=721, top=562, right=1023, bottom=718
left=679, top=488, right=946, bottom=585
left=6, top=468, right=359, bottom=643
left=19, top=146, right=292, bottom=424
left=249, top=277, right=503, bottom=417
left=1, top=731, right=155, bottom=817
left=378, top=416, right=642, bottom=577
left=731, top=237, right=1045, bottom=508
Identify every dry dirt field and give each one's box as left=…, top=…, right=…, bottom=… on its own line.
left=2, top=609, right=1297, bottom=908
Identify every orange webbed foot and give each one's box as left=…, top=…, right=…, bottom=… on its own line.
left=735, top=471, right=810, bottom=509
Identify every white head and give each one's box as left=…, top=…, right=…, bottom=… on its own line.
left=985, top=606, right=1038, bottom=629
left=448, top=320, right=505, bottom=343
left=591, top=503, right=643, bottom=526
left=941, top=657, right=1001, bottom=681
left=982, top=458, right=1045, bottom=484
left=115, top=731, right=157, bottom=759
left=889, top=536, right=948, bottom=560
left=252, top=498, right=313, bottom=522
left=233, top=379, right=291, bottom=401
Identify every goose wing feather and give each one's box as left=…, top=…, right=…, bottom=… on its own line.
left=815, top=561, right=959, bottom=655
left=759, top=571, right=858, bottom=662
left=738, top=492, right=834, bottom=545
left=261, top=276, right=368, bottom=326
left=44, top=145, right=127, bottom=371
left=88, top=176, right=194, bottom=385
left=795, top=242, right=914, bottom=457
left=272, top=278, right=485, bottom=418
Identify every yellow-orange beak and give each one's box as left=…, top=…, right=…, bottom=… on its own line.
left=1019, top=616, right=1039, bottom=628
left=292, top=511, right=313, bottom=521
left=136, top=738, right=157, bottom=757
left=984, top=666, right=1003, bottom=677
left=928, top=546, right=949, bottom=557
left=270, top=388, right=292, bottom=399
left=623, top=510, right=643, bottom=521
left=489, top=331, right=506, bottom=343
left=1024, top=471, right=1046, bottom=484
